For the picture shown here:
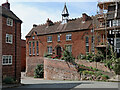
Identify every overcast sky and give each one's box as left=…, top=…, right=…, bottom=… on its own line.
left=0, top=0, right=99, bottom=40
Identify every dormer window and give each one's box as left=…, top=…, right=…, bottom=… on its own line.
left=7, top=18, right=13, bottom=26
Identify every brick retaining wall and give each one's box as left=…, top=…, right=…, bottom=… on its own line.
left=26, top=57, right=44, bottom=76
left=76, top=60, right=111, bottom=72
left=44, top=58, right=80, bottom=80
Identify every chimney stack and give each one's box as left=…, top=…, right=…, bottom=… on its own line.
left=33, top=24, right=37, bottom=28
left=46, top=18, right=54, bottom=26
left=2, top=0, right=10, bottom=10
left=82, top=13, right=89, bottom=21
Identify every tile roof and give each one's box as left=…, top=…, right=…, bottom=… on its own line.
left=26, top=17, right=95, bottom=37
left=0, top=6, right=22, bottom=22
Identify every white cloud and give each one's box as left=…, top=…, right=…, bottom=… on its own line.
left=10, top=3, right=61, bottom=39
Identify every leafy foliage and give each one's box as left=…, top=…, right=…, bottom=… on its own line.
left=62, top=49, right=75, bottom=64
left=34, top=64, right=44, bottom=78
left=113, top=58, right=120, bottom=75
left=3, top=77, right=15, bottom=84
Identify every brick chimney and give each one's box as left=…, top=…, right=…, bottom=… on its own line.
left=82, top=13, right=89, bottom=21
left=2, top=0, right=10, bottom=10
left=46, top=18, right=54, bottom=26
left=82, top=13, right=92, bottom=22
left=33, top=24, right=37, bottom=28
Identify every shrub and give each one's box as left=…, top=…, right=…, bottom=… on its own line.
left=88, top=71, right=94, bottom=75
left=34, top=64, right=44, bottom=78
left=94, top=51, right=104, bottom=62
left=113, top=58, right=120, bottom=75
left=93, top=68, right=99, bottom=71
left=62, top=49, right=75, bottom=64
left=101, top=75, right=110, bottom=79
left=3, top=77, right=14, bottom=84
left=81, top=55, right=86, bottom=60
left=96, top=72, right=103, bottom=77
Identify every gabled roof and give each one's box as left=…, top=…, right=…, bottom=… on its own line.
left=0, top=6, right=22, bottom=22
left=26, top=17, right=94, bottom=37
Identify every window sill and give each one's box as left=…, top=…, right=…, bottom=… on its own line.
left=2, top=64, right=12, bottom=66
left=6, top=42, right=12, bottom=44
left=66, top=40, right=72, bottom=41
left=7, top=24, right=13, bottom=27
left=47, top=41, right=52, bottom=43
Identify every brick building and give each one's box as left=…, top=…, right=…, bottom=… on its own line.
left=0, top=1, right=22, bottom=82
left=26, top=4, right=97, bottom=58
left=25, top=4, right=102, bottom=76
left=21, top=39, right=26, bottom=72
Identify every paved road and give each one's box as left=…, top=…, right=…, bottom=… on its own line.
left=2, top=76, right=119, bottom=89
left=20, top=76, right=119, bottom=88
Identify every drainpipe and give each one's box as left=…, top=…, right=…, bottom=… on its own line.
left=14, top=21, right=17, bottom=80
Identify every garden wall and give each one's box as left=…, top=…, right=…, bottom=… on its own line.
left=76, top=60, right=111, bottom=72
left=44, top=58, right=80, bottom=80
left=26, top=57, right=44, bottom=76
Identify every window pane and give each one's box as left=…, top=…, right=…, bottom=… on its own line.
left=66, top=45, right=72, bottom=52
left=33, top=42, right=35, bottom=55
left=58, top=35, right=60, bottom=41
left=9, top=56, right=12, bottom=63
left=47, top=46, right=52, bottom=54
left=66, top=34, right=72, bottom=40
left=6, top=56, right=8, bottom=63
left=3, top=56, right=6, bottom=64
left=29, top=42, right=31, bottom=55
left=36, top=41, right=39, bottom=55
left=47, top=36, right=52, bottom=42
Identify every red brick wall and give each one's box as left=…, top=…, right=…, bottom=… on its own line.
left=44, top=58, right=80, bottom=80
left=26, top=29, right=95, bottom=58
left=2, top=16, right=21, bottom=82
left=26, top=57, right=44, bottom=76
left=21, top=40, right=26, bottom=71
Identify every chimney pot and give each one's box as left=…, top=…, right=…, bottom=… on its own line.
left=33, top=24, right=37, bottom=28
left=2, top=2, right=10, bottom=10
left=46, top=18, right=53, bottom=26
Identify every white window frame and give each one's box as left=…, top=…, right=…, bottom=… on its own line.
left=6, top=34, right=13, bottom=44
left=47, top=46, right=52, bottom=54
left=58, top=35, right=60, bottom=42
left=66, top=34, right=72, bottom=41
left=7, top=18, right=13, bottom=26
left=2, top=55, right=12, bottom=65
left=47, top=36, right=52, bottom=42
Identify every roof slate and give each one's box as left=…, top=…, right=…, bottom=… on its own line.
left=0, top=6, right=22, bottom=22
left=26, top=17, right=95, bottom=37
